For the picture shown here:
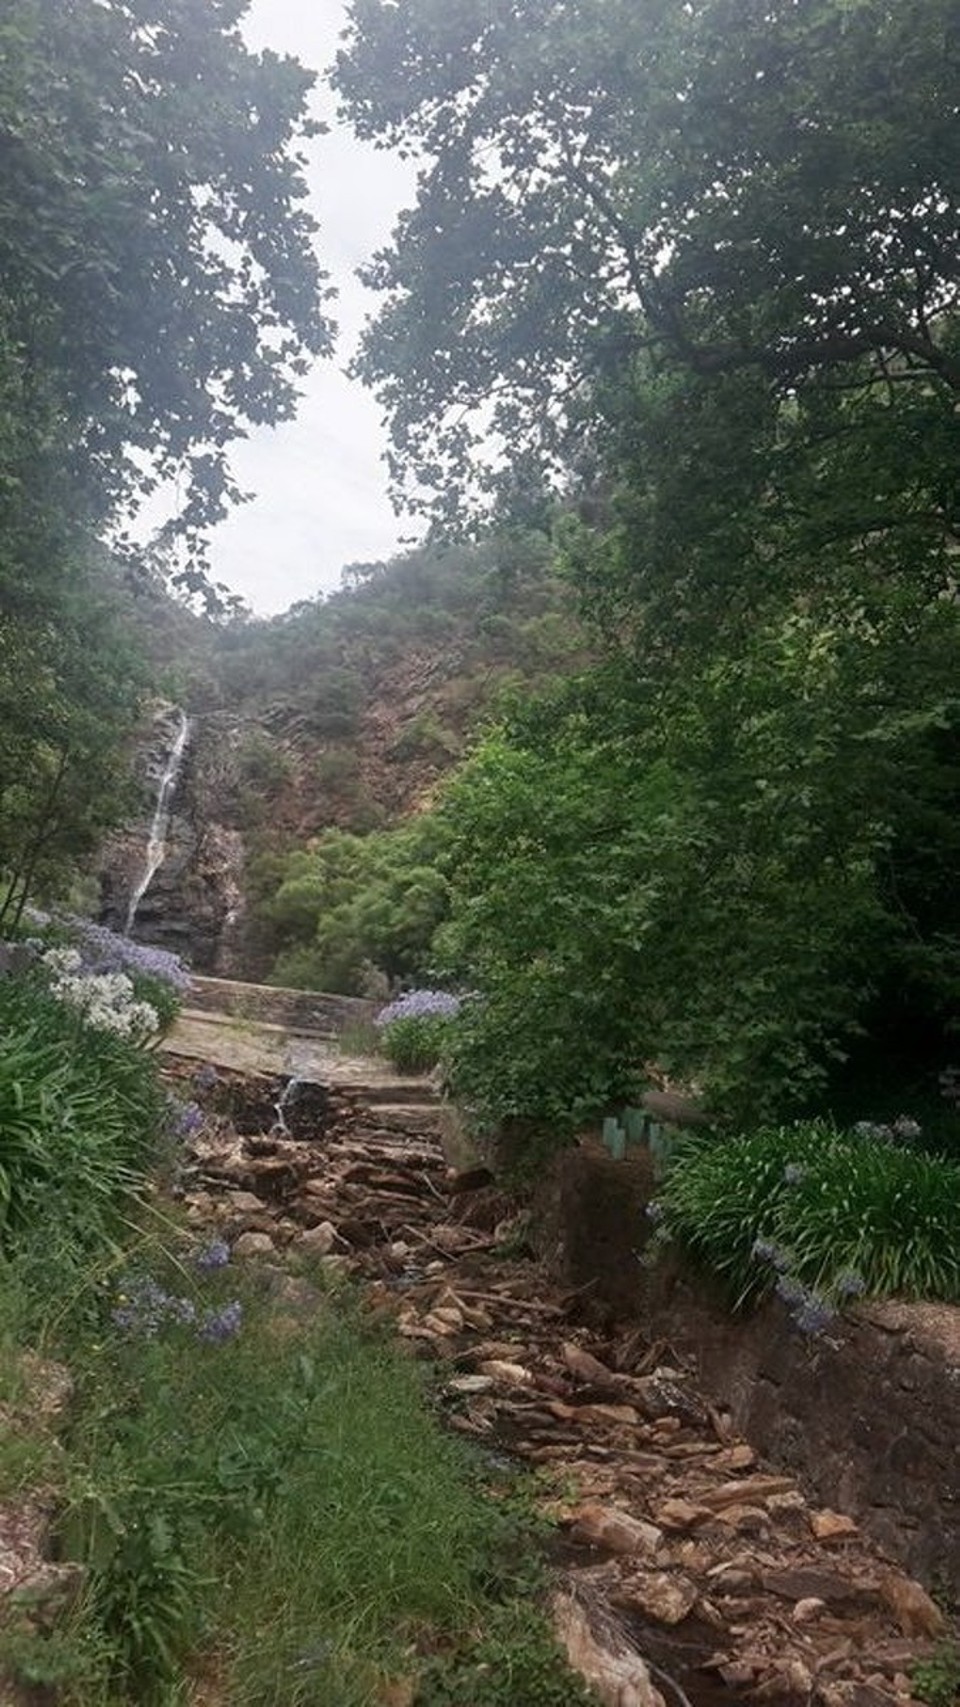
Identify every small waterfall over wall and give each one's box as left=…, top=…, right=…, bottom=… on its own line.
left=126, top=708, right=191, bottom=935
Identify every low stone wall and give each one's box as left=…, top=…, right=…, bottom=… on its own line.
left=534, top=1138, right=960, bottom=1594
left=187, top=975, right=377, bottom=1037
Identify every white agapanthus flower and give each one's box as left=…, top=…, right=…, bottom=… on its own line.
left=41, top=950, right=159, bottom=1040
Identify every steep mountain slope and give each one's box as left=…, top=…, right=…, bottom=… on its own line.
left=101, top=530, right=588, bottom=977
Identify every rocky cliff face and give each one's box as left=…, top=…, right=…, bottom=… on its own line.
left=98, top=704, right=249, bottom=977
left=97, top=555, right=587, bottom=978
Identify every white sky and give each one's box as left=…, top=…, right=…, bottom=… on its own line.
left=206, top=0, right=420, bottom=615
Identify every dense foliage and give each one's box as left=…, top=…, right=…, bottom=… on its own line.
left=0, top=567, right=147, bottom=928
left=332, top=0, right=960, bottom=1140
left=434, top=593, right=959, bottom=1130
left=257, top=817, right=451, bottom=994
left=1, top=0, right=328, bottom=564
left=336, top=0, right=958, bottom=530
left=657, top=1124, right=960, bottom=1308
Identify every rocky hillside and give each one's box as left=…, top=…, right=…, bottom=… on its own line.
left=99, top=531, right=587, bottom=977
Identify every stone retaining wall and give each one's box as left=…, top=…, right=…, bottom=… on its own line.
left=534, top=1138, right=960, bottom=1594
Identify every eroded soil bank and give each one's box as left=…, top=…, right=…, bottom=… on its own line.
left=535, top=1138, right=960, bottom=1597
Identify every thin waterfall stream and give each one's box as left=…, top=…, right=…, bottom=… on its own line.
left=125, top=709, right=191, bottom=936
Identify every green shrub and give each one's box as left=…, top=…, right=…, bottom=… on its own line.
left=379, top=1012, right=452, bottom=1073
left=911, top=1643, right=960, bottom=1707
left=0, top=974, right=164, bottom=1295
left=261, top=821, right=451, bottom=995
left=419, top=1603, right=599, bottom=1707
left=46, top=1261, right=545, bottom=1707
left=658, top=1122, right=960, bottom=1307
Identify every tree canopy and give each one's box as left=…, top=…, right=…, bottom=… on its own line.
left=1, top=0, right=330, bottom=570
left=0, top=0, right=331, bottom=908
left=336, top=0, right=959, bottom=535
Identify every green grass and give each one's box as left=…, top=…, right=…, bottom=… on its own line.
left=0, top=1240, right=586, bottom=1707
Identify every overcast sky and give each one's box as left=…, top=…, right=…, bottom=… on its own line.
left=205, top=0, right=419, bottom=615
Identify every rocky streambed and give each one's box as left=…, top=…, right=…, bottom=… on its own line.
left=157, top=1059, right=954, bottom=1707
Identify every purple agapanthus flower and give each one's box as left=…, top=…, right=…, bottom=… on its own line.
left=192, top=1062, right=219, bottom=1094
left=775, top=1274, right=808, bottom=1309
left=111, top=1274, right=196, bottom=1338
left=65, top=917, right=191, bottom=992
left=753, top=1237, right=791, bottom=1272
left=165, top=1097, right=204, bottom=1140
left=197, top=1300, right=243, bottom=1344
left=194, top=1240, right=230, bottom=1272
left=793, top=1293, right=837, bottom=1336
left=375, top=989, right=461, bottom=1028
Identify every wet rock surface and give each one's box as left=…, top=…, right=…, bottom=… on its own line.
left=163, top=1060, right=954, bottom=1707
left=98, top=705, right=251, bottom=975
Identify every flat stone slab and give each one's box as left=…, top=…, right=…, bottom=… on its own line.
left=161, top=1010, right=435, bottom=1103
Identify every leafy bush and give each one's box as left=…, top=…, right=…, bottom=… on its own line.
left=376, top=990, right=460, bottom=1073
left=658, top=1122, right=960, bottom=1307
left=0, top=973, right=165, bottom=1291
left=261, top=821, right=452, bottom=994
left=434, top=580, right=960, bottom=1141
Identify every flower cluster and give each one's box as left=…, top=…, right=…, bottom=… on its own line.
left=752, top=1236, right=791, bottom=1271
left=42, top=948, right=159, bottom=1040
left=752, top=1238, right=866, bottom=1336
left=774, top=1276, right=837, bottom=1337
left=852, top=1115, right=922, bottom=1145
left=194, top=1240, right=230, bottom=1272
left=112, top=1275, right=197, bottom=1338
left=166, top=1097, right=204, bottom=1140
left=375, top=989, right=461, bottom=1028
left=66, top=918, right=191, bottom=994
left=111, top=1267, right=241, bottom=1346
left=197, top=1300, right=243, bottom=1343
left=24, top=910, right=189, bottom=993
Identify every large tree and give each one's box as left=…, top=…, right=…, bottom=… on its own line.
left=336, top=0, right=958, bottom=554
left=1, top=0, right=331, bottom=575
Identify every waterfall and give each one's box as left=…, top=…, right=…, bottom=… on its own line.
left=125, top=709, right=191, bottom=936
